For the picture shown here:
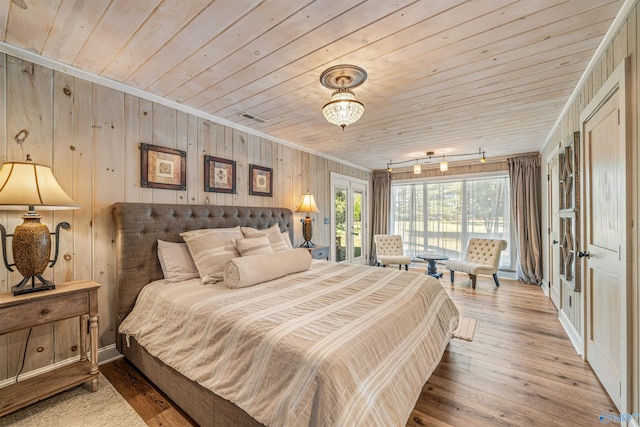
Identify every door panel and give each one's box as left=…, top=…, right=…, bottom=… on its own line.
left=350, top=185, right=365, bottom=264
left=583, top=83, right=625, bottom=410
left=334, top=186, right=347, bottom=262
left=549, top=155, right=560, bottom=308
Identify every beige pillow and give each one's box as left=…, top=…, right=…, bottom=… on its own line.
left=224, top=248, right=311, bottom=288
left=181, top=227, right=244, bottom=284
left=157, top=240, right=199, bottom=282
left=281, top=231, right=294, bottom=249
left=241, top=224, right=288, bottom=252
left=236, top=236, right=273, bottom=257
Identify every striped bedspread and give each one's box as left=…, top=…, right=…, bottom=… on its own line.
left=119, top=261, right=459, bottom=426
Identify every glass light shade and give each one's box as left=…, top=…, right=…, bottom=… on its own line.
left=0, top=161, right=80, bottom=210
left=440, top=161, right=448, bottom=172
left=295, top=193, right=320, bottom=213
left=413, top=164, right=421, bottom=174
left=322, top=89, right=364, bottom=129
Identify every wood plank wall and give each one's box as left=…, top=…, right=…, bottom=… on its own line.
left=539, top=3, right=639, bottom=417
left=0, top=53, right=371, bottom=381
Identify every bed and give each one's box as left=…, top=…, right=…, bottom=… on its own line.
left=112, top=202, right=458, bottom=427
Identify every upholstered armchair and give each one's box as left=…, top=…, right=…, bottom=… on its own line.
left=445, top=238, right=507, bottom=289
left=373, top=234, right=411, bottom=271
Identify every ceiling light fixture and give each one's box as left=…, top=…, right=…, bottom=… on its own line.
left=439, top=157, right=448, bottom=172
left=386, top=148, right=487, bottom=174
left=320, top=65, right=367, bottom=130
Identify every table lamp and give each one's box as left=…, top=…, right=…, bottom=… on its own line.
left=0, top=155, right=80, bottom=295
left=294, top=193, right=319, bottom=248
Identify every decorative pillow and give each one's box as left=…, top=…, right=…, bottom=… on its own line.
left=157, top=240, right=199, bottom=282
left=236, top=236, right=274, bottom=257
left=281, top=231, right=294, bottom=250
left=241, top=224, right=288, bottom=252
left=224, top=248, right=312, bottom=289
left=181, top=227, right=244, bottom=284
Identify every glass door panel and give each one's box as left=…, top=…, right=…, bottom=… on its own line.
left=351, top=190, right=363, bottom=263
left=334, top=187, right=347, bottom=262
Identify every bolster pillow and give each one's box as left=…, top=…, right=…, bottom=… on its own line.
left=224, top=248, right=312, bottom=288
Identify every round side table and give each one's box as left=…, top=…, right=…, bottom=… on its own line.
left=416, top=254, right=449, bottom=278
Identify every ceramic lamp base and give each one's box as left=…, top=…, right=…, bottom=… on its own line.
left=299, top=216, right=315, bottom=248
left=11, top=213, right=54, bottom=295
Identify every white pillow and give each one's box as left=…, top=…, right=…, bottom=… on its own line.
left=181, top=227, right=244, bottom=284
left=157, top=240, right=199, bottom=282
left=281, top=231, right=293, bottom=249
left=224, top=248, right=311, bottom=288
left=236, top=236, right=273, bottom=257
left=241, top=224, right=288, bottom=252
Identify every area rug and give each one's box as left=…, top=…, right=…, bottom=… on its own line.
left=452, top=316, right=477, bottom=341
left=0, top=373, right=146, bottom=427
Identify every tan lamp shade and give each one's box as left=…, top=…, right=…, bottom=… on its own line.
left=295, top=194, right=319, bottom=248
left=294, top=193, right=320, bottom=214
left=0, top=161, right=80, bottom=210
left=0, top=158, right=80, bottom=295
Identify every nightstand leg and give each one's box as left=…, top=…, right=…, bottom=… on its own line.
left=89, top=315, right=99, bottom=375
left=79, top=314, right=88, bottom=362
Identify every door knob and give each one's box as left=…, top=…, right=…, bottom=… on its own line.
left=552, top=240, right=559, bottom=244
left=577, top=251, right=590, bottom=259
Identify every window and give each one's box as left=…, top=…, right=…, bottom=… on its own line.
left=390, top=174, right=513, bottom=270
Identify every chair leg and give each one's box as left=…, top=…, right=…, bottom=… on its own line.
left=398, top=265, right=401, bottom=270
left=450, top=270, right=454, bottom=283
left=469, top=274, right=477, bottom=289
left=493, top=273, right=500, bottom=287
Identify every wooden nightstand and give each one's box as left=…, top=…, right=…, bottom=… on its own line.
left=0, top=280, right=100, bottom=417
left=305, top=245, right=330, bottom=260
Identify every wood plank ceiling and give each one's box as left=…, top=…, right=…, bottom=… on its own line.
left=0, top=0, right=625, bottom=171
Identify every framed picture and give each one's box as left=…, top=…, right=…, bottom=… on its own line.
left=140, top=143, right=186, bottom=190
left=249, top=164, right=273, bottom=197
left=204, top=155, right=236, bottom=194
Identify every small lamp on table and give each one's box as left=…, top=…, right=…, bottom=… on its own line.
left=295, top=193, right=320, bottom=248
left=0, top=155, right=80, bottom=295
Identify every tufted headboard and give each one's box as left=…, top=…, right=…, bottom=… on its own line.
left=112, top=202, right=294, bottom=336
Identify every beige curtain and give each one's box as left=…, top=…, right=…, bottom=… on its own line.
left=508, top=154, right=542, bottom=284
left=369, top=171, right=391, bottom=265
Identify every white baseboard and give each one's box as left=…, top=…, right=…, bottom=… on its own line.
left=559, top=309, right=583, bottom=355
left=98, top=344, right=124, bottom=365
left=541, top=279, right=549, bottom=297
left=0, top=345, right=122, bottom=389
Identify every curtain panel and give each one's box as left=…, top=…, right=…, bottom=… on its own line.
left=508, top=154, right=542, bottom=284
left=370, top=171, right=391, bottom=265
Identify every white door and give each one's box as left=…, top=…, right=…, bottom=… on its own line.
left=331, top=174, right=368, bottom=264
left=581, top=63, right=627, bottom=411
left=548, top=155, right=561, bottom=309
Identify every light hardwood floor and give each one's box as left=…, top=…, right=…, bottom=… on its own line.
left=102, top=271, right=616, bottom=427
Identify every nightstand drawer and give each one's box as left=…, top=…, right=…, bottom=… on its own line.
left=309, top=246, right=329, bottom=260
left=0, top=292, right=88, bottom=334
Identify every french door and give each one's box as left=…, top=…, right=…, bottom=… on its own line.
left=331, top=173, right=368, bottom=264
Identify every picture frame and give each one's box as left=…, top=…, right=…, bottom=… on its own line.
left=204, top=155, right=236, bottom=194
left=249, top=164, right=273, bottom=197
left=140, top=143, right=186, bottom=190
